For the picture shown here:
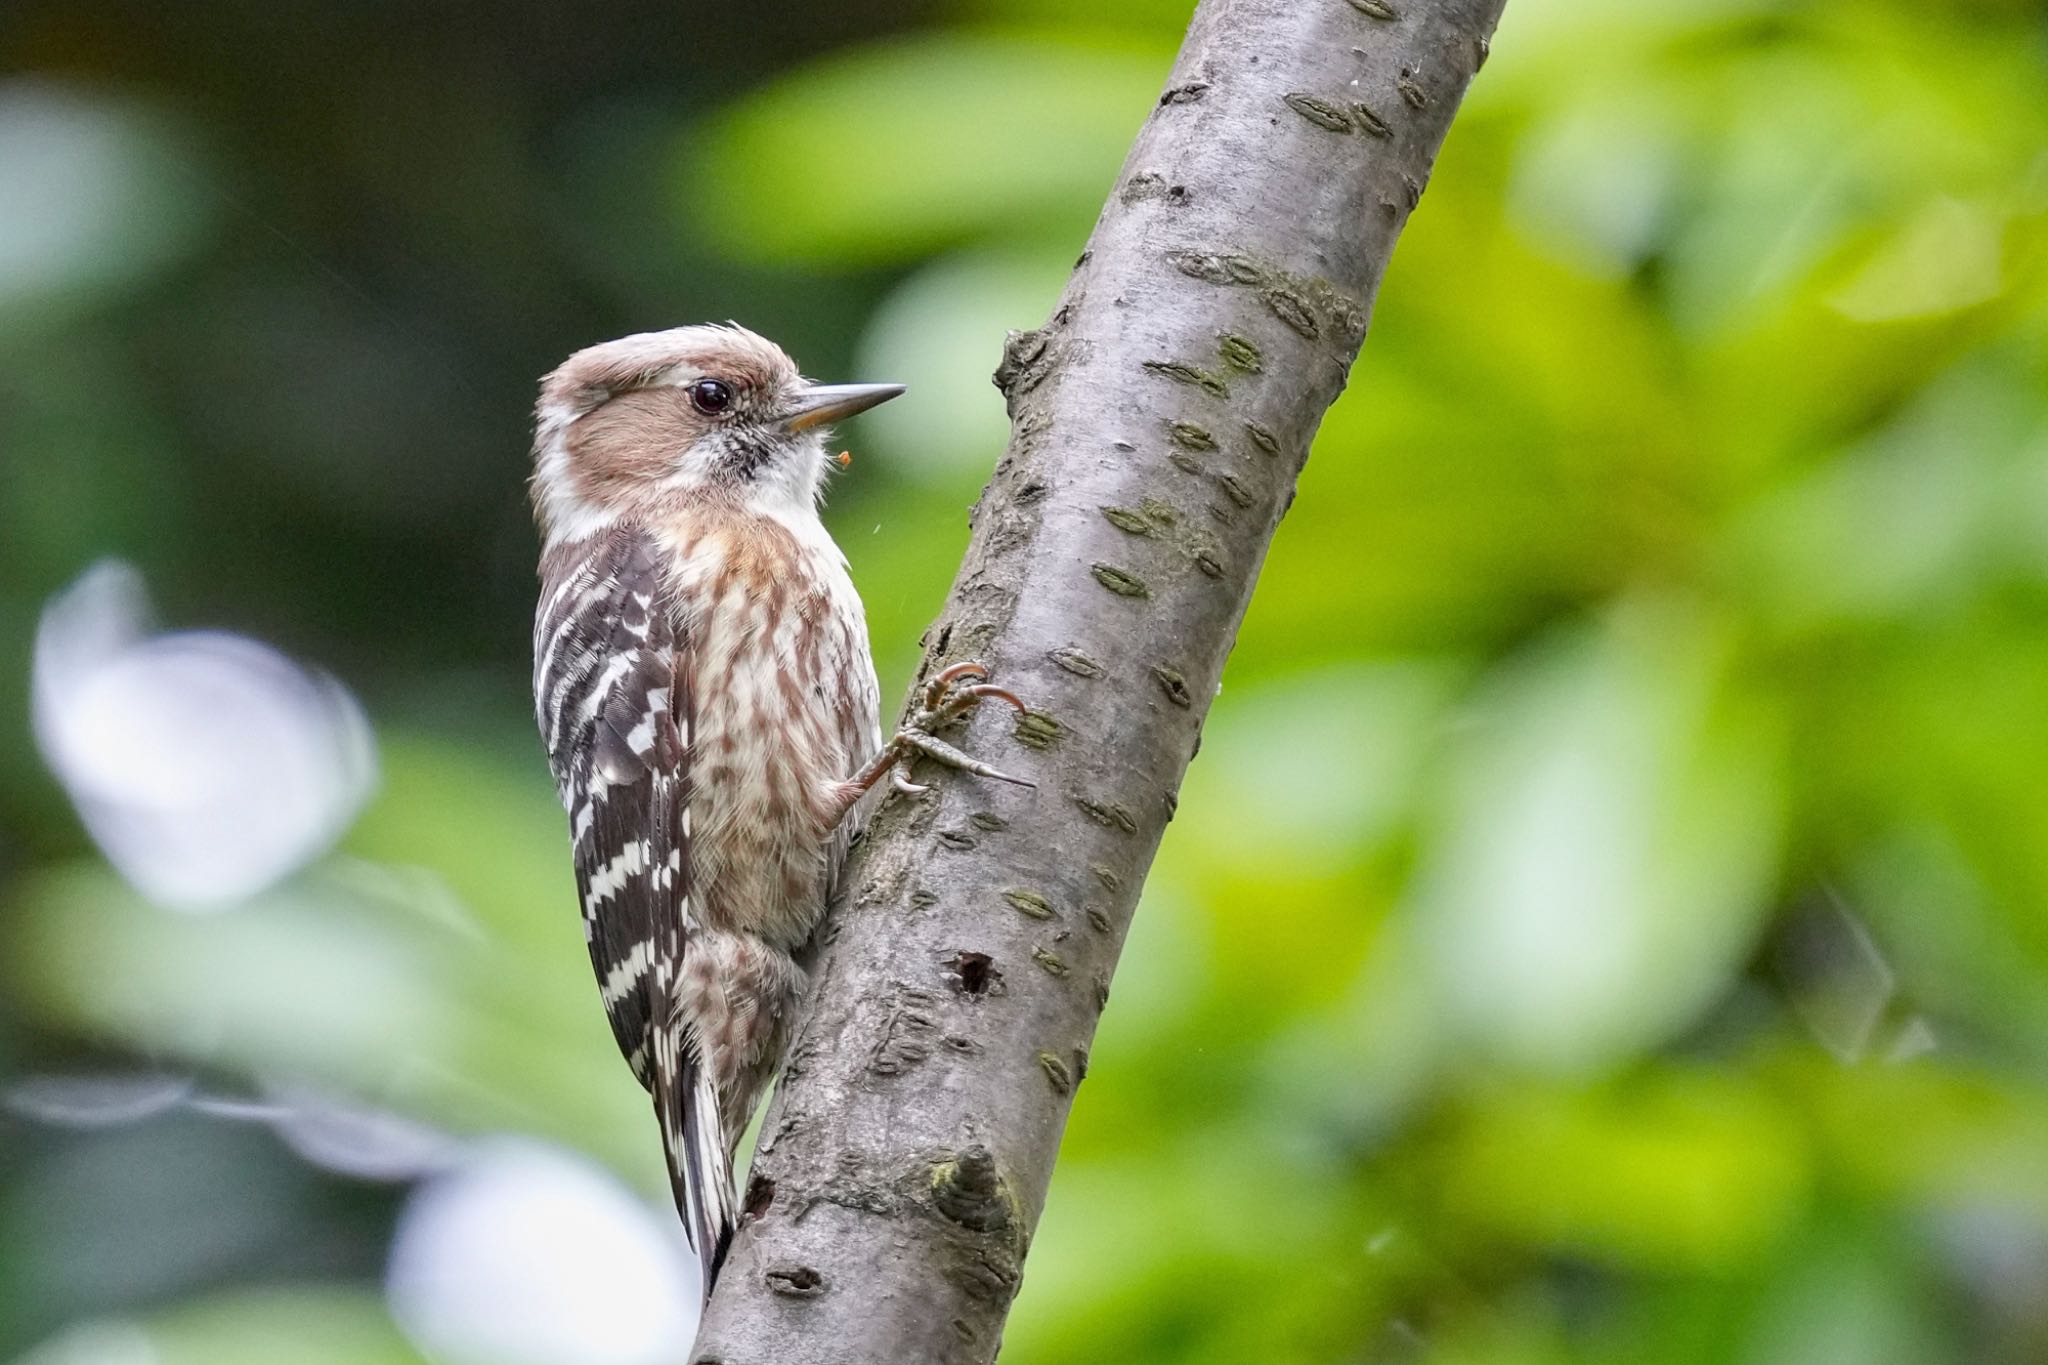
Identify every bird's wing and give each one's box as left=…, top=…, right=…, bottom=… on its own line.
left=534, top=524, right=734, bottom=1282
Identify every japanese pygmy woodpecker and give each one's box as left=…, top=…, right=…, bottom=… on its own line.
left=529, top=324, right=1027, bottom=1294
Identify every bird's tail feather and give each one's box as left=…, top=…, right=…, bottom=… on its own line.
left=654, top=1023, right=736, bottom=1301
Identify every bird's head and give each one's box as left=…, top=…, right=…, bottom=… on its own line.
left=530, top=323, right=902, bottom=543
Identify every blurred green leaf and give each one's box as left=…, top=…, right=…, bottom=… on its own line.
left=1435, top=1071, right=1810, bottom=1271
left=17, top=1290, right=426, bottom=1365
left=1416, top=602, right=1785, bottom=1073
left=681, top=31, right=1169, bottom=266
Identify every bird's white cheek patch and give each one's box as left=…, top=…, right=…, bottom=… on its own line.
left=532, top=424, right=624, bottom=546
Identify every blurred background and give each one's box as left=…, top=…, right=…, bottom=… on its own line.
left=3, top=0, right=2046, bottom=1361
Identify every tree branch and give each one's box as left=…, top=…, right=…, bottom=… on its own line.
left=693, top=0, right=1505, bottom=1358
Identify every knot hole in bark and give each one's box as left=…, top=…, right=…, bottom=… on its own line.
left=947, top=951, right=1001, bottom=997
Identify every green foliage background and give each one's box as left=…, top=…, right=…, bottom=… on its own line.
left=3, top=0, right=2047, bottom=1360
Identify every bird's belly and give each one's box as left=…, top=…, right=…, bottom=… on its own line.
left=661, top=512, right=882, bottom=950
left=685, top=665, right=857, bottom=949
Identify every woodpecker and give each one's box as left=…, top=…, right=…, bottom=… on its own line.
left=529, top=323, right=1028, bottom=1295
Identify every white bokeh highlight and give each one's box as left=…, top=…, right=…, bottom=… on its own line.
left=2, top=1072, right=194, bottom=1128
left=265, top=1081, right=461, bottom=1184
left=387, top=1138, right=701, bottom=1365
left=13, top=1321, right=162, bottom=1365
left=32, top=560, right=376, bottom=909
left=0, top=79, right=213, bottom=317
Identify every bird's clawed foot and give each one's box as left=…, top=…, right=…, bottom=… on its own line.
left=831, top=662, right=1033, bottom=825
left=885, top=661, right=1034, bottom=796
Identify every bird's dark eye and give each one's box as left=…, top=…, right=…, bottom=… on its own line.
left=687, top=378, right=733, bottom=416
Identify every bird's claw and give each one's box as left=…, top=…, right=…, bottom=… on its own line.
left=895, top=728, right=1035, bottom=788
left=828, top=661, right=1036, bottom=826
left=893, top=659, right=1035, bottom=791
left=922, top=660, right=990, bottom=710
left=917, top=662, right=1028, bottom=727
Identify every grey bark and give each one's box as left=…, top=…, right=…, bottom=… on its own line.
left=692, top=0, right=1505, bottom=1359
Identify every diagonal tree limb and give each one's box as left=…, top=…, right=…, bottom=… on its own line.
left=693, top=0, right=1507, bottom=1358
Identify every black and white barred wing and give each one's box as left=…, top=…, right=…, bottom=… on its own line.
left=533, top=525, right=734, bottom=1276
left=535, top=526, right=679, bottom=1079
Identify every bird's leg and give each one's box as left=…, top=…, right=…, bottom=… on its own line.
left=826, top=661, right=1033, bottom=829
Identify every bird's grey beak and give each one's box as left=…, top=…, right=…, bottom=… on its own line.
left=783, top=382, right=905, bottom=433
